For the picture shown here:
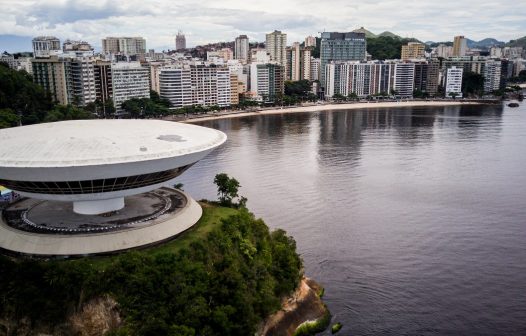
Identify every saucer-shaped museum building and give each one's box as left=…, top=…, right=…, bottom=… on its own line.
left=0, top=120, right=226, bottom=257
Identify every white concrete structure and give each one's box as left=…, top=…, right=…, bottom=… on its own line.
left=0, top=120, right=227, bottom=215
left=0, top=189, right=202, bottom=256
left=445, top=66, right=463, bottom=98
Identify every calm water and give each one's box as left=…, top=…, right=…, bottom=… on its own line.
left=177, top=103, right=526, bottom=335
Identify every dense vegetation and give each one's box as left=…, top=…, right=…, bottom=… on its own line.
left=462, top=71, right=485, bottom=97
left=505, top=36, right=526, bottom=48
left=0, top=63, right=53, bottom=127
left=366, top=36, right=421, bottom=60
left=0, top=204, right=303, bottom=335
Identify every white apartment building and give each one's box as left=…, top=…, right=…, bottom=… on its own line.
left=159, top=65, right=232, bottom=108
left=445, top=66, right=463, bottom=98
left=250, top=49, right=271, bottom=63
left=266, top=30, right=287, bottom=67
left=111, top=62, right=150, bottom=112
left=310, top=58, right=321, bottom=81
left=324, top=61, right=395, bottom=98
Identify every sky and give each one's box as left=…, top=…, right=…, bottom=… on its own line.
left=0, top=0, right=525, bottom=52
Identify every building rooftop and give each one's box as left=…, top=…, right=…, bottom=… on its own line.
left=0, top=120, right=226, bottom=168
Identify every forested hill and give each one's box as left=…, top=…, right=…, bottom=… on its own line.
left=366, top=36, right=422, bottom=60
left=0, top=204, right=303, bottom=335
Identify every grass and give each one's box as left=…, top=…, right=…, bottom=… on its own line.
left=292, top=306, right=331, bottom=336
left=331, top=322, right=343, bottom=334
left=63, top=202, right=237, bottom=269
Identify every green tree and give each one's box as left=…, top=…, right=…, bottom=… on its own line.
left=0, top=108, right=18, bottom=128
left=214, top=173, right=241, bottom=206
left=462, top=71, right=485, bottom=97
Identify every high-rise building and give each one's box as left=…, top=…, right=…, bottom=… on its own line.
left=102, top=37, right=146, bottom=56
left=436, top=44, right=453, bottom=58
left=393, top=62, right=415, bottom=97
left=66, top=57, right=97, bottom=106
left=159, top=65, right=232, bottom=108
left=111, top=62, right=150, bottom=113
left=401, top=42, right=425, bottom=60
left=483, top=60, right=502, bottom=93
left=266, top=30, right=287, bottom=67
left=94, top=60, right=113, bottom=107
left=249, top=63, right=285, bottom=103
left=286, top=43, right=313, bottom=81
left=230, top=73, right=240, bottom=105
left=310, top=57, right=321, bottom=81
left=324, top=60, right=395, bottom=98
left=442, top=56, right=502, bottom=93
left=32, top=36, right=61, bottom=58
left=426, top=59, right=440, bottom=96
left=31, top=56, right=69, bottom=104
left=445, top=66, right=463, bottom=98
left=176, top=31, right=186, bottom=50
left=320, top=32, right=367, bottom=88
left=453, top=36, right=468, bottom=57
left=234, top=35, right=249, bottom=63
left=305, top=36, right=316, bottom=47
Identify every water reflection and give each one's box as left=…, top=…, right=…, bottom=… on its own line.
left=178, top=104, right=526, bottom=336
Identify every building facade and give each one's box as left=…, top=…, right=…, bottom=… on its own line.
left=401, top=42, right=425, bottom=60
left=445, top=66, right=463, bottom=98
left=234, top=35, right=249, bottom=63
left=266, top=30, right=287, bottom=67
left=176, top=32, right=186, bottom=50
left=249, top=63, right=285, bottom=103
left=286, top=43, right=313, bottom=81
left=320, top=32, right=367, bottom=88
left=453, top=36, right=468, bottom=57
left=32, top=36, right=61, bottom=58
left=159, top=65, right=232, bottom=108
left=102, top=37, right=146, bottom=56
left=111, top=62, right=150, bottom=112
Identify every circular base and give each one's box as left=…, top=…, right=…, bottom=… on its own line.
left=0, top=188, right=202, bottom=257
left=74, top=198, right=125, bottom=215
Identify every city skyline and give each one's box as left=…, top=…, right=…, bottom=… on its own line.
left=1, top=0, right=525, bottom=53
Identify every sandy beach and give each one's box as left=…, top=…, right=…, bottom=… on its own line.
left=180, top=101, right=487, bottom=123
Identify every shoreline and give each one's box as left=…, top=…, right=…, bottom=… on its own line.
left=175, top=100, right=494, bottom=123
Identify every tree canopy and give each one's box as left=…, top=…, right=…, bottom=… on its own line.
left=366, top=36, right=421, bottom=60
left=462, top=71, right=485, bottom=97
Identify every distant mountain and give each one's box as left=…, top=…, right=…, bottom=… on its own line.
left=352, top=27, right=377, bottom=38
left=467, top=38, right=505, bottom=49
left=506, top=36, right=526, bottom=48
left=378, top=31, right=401, bottom=39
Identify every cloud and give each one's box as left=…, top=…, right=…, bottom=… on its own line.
left=1, top=0, right=525, bottom=51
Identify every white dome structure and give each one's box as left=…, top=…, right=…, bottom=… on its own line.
left=0, top=119, right=226, bottom=215
left=0, top=120, right=226, bottom=257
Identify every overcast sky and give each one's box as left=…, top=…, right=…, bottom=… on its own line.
left=1, top=0, right=525, bottom=51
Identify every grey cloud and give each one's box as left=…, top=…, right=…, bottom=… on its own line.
left=15, top=0, right=154, bottom=28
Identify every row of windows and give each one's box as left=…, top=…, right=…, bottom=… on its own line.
left=0, top=165, right=191, bottom=195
